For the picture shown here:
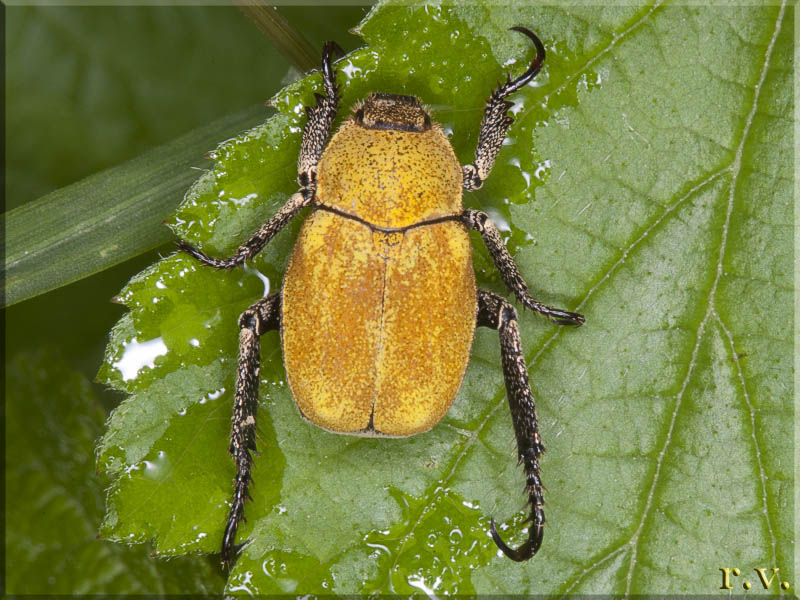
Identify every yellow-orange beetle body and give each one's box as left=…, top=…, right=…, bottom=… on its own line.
left=178, top=29, right=584, bottom=567
left=283, top=102, right=476, bottom=436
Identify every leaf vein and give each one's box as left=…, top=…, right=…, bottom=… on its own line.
left=622, top=3, right=786, bottom=593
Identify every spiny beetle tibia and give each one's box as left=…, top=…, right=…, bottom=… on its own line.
left=178, top=27, right=584, bottom=567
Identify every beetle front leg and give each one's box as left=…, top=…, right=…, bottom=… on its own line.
left=464, top=210, right=584, bottom=326
left=222, top=292, right=281, bottom=567
left=297, top=40, right=343, bottom=188
left=477, top=289, right=545, bottom=562
left=463, top=27, right=546, bottom=191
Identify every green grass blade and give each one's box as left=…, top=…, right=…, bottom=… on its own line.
left=1, top=104, right=268, bottom=307
left=235, top=2, right=319, bottom=72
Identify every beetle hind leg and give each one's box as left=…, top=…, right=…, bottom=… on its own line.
left=477, top=289, right=545, bottom=562
left=222, top=292, right=281, bottom=567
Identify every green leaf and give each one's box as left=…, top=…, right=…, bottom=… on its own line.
left=5, top=349, right=225, bottom=594
left=98, top=2, right=794, bottom=595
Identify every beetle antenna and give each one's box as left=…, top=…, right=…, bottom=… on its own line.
left=501, top=26, right=547, bottom=97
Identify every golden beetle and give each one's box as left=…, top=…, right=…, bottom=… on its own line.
left=178, top=27, right=584, bottom=566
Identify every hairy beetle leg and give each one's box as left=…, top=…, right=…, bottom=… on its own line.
left=298, top=40, right=344, bottom=187
left=477, top=289, right=546, bottom=562
left=464, top=209, right=584, bottom=327
left=222, top=292, right=282, bottom=567
left=176, top=192, right=311, bottom=270
left=463, top=27, right=546, bottom=191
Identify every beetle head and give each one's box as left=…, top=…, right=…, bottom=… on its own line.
left=353, top=93, right=432, bottom=132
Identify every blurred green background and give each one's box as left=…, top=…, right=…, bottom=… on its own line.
left=4, top=4, right=368, bottom=593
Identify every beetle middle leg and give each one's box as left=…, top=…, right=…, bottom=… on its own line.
left=177, top=41, right=343, bottom=269
left=464, top=210, right=584, bottom=326
left=462, top=27, right=546, bottom=191
left=177, top=192, right=311, bottom=269
left=477, top=289, right=546, bottom=562
left=222, top=291, right=282, bottom=566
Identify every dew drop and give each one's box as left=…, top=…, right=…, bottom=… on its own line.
left=113, top=337, right=168, bottom=381
left=143, top=450, right=170, bottom=481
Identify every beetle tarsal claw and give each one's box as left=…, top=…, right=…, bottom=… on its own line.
left=221, top=541, right=246, bottom=568
left=548, top=309, right=586, bottom=327
left=490, top=518, right=543, bottom=562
